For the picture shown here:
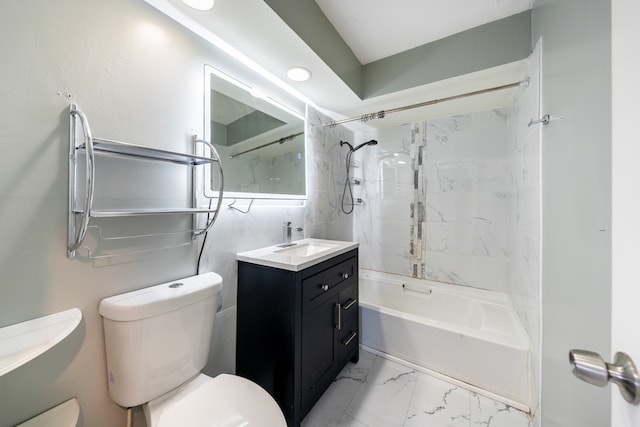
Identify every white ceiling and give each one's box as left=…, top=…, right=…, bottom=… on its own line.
left=314, top=0, right=533, bottom=64
left=146, top=0, right=532, bottom=129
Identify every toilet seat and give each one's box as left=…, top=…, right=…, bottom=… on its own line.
left=145, top=373, right=287, bottom=427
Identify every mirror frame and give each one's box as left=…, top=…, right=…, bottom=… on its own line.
left=203, top=64, right=308, bottom=200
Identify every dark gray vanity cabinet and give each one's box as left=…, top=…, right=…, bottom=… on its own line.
left=236, top=249, right=359, bottom=427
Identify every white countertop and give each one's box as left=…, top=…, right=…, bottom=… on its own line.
left=237, top=238, right=358, bottom=272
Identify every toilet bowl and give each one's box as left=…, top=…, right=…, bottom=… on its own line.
left=145, top=373, right=285, bottom=426
left=99, top=272, right=286, bottom=427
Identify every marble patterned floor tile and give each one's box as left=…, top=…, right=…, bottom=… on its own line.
left=301, top=351, right=377, bottom=427
left=469, top=393, right=532, bottom=427
left=351, top=348, right=378, bottom=370
left=301, top=366, right=370, bottom=427
left=344, top=356, right=418, bottom=427
left=404, top=373, right=470, bottom=427
left=302, top=349, right=532, bottom=427
left=335, top=414, right=369, bottom=427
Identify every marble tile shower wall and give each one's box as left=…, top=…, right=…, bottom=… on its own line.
left=423, top=109, right=512, bottom=292
left=355, top=100, right=540, bottom=303
left=356, top=109, right=514, bottom=294
left=356, top=125, right=414, bottom=274
left=305, top=106, right=355, bottom=241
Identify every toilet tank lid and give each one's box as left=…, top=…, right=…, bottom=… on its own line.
left=99, top=272, right=223, bottom=322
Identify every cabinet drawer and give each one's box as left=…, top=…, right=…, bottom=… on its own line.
left=338, top=314, right=359, bottom=362
left=302, top=257, right=356, bottom=306
left=339, top=283, right=358, bottom=316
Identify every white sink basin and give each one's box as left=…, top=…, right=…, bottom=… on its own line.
left=237, top=238, right=358, bottom=271
left=274, top=242, right=338, bottom=257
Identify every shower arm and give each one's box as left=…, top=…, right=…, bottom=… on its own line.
left=339, top=140, right=354, bottom=151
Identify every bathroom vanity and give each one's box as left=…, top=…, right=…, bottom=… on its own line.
left=236, top=239, right=359, bottom=427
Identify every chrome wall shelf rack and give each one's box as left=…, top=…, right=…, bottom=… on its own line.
left=68, top=104, right=223, bottom=259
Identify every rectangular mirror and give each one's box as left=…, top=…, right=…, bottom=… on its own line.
left=204, top=65, right=306, bottom=199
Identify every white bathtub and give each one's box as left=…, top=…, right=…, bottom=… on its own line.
left=359, top=269, right=530, bottom=409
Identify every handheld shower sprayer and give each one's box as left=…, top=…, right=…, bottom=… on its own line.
left=340, top=139, right=378, bottom=152
left=354, top=139, right=378, bottom=151
left=340, top=139, right=378, bottom=214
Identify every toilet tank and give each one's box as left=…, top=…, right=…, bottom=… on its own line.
left=99, top=272, right=223, bottom=408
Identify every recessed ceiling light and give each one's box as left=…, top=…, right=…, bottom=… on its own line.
left=182, top=0, right=214, bottom=11
left=287, top=67, right=311, bottom=82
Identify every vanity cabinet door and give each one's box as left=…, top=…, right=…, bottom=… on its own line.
left=301, top=293, right=338, bottom=414
left=301, top=271, right=359, bottom=415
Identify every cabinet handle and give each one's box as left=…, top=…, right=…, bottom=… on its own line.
left=342, top=298, right=357, bottom=310
left=321, top=284, right=329, bottom=291
left=341, top=273, right=349, bottom=279
left=336, top=303, right=341, bottom=330
left=342, top=331, right=357, bottom=346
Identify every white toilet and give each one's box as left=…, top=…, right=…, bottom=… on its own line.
left=99, top=272, right=286, bottom=427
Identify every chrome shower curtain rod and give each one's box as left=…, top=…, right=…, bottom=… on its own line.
left=323, top=79, right=529, bottom=128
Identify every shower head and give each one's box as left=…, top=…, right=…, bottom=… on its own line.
left=352, top=140, right=378, bottom=152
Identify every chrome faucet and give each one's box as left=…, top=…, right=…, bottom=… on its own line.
left=277, top=222, right=303, bottom=247
left=285, top=221, right=292, bottom=245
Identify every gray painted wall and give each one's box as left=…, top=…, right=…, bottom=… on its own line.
left=0, top=0, right=324, bottom=425
left=532, top=0, right=612, bottom=425
left=362, top=12, right=532, bottom=98
left=0, top=1, right=204, bottom=424
left=263, top=1, right=531, bottom=101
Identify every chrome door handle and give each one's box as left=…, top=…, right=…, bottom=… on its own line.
left=569, top=349, right=640, bottom=404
